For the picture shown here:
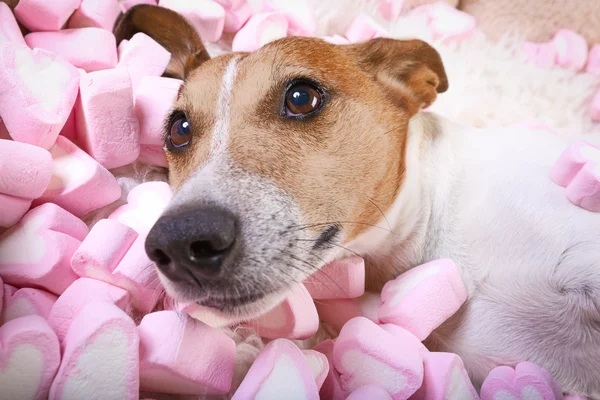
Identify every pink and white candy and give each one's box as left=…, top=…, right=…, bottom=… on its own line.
left=303, top=256, right=365, bottom=300
left=480, top=362, right=563, bottom=400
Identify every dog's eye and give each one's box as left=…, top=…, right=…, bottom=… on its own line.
left=169, top=115, right=192, bottom=148
left=285, top=83, right=321, bottom=117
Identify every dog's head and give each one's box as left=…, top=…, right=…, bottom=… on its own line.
left=115, top=5, right=447, bottom=317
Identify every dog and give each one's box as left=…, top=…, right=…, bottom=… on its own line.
left=115, top=5, right=600, bottom=397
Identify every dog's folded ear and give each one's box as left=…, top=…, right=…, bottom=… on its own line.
left=349, top=38, right=448, bottom=111
left=113, top=4, right=210, bottom=80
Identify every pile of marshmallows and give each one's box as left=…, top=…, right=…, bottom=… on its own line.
left=0, top=0, right=599, bottom=399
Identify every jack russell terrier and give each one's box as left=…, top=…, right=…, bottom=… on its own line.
left=115, top=5, right=600, bottom=397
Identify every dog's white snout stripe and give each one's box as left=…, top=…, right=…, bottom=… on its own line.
left=210, top=58, right=240, bottom=159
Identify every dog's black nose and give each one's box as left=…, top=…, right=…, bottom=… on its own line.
left=145, top=207, right=237, bottom=282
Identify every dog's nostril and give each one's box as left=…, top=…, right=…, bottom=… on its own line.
left=189, top=239, right=228, bottom=260
left=152, top=249, right=171, bottom=265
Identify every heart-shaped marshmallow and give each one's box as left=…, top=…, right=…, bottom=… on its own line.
left=47, top=278, right=130, bottom=342
left=246, top=283, right=319, bottom=340
left=302, top=349, right=329, bottom=391
left=49, top=301, right=139, bottom=400
left=0, top=43, right=80, bottom=149
left=552, top=29, right=588, bottom=71
left=233, top=338, right=320, bottom=400
left=117, top=32, right=171, bottom=93
left=587, top=45, right=600, bottom=75
left=67, top=0, right=121, bottom=31
left=76, top=67, right=140, bottom=169
left=0, top=315, right=60, bottom=400
left=0, top=2, right=25, bottom=45
left=0, top=193, right=32, bottom=229
left=32, top=136, right=122, bottom=217
left=138, top=310, right=236, bottom=395
left=480, top=362, right=563, bottom=400
left=346, top=384, right=392, bottom=400
left=25, top=28, right=118, bottom=73
left=311, top=340, right=344, bottom=400
left=344, top=14, right=389, bottom=43
left=0, top=139, right=52, bottom=199
left=1, top=285, right=57, bottom=324
left=159, top=0, right=225, bottom=43
left=0, top=203, right=87, bottom=295
left=315, top=292, right=381, bottom=333
left=262, top=0, right=316, bottom=36
left=410, top=2, right=475, bottom=43
left=303, top=256, right=365, bottom=300
left=333, top=317, right=424, bottom=399
left=410, top=352, right=479, bottom=400
left=13, top=0, right=80, bottom=32
left=232, top=12, right=289, bottom=52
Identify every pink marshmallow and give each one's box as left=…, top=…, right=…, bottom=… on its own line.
left=302, top=349, right=330, bottom=391
left=410, top=352, right=479, bottom=400
left=480, top=362, right=563, bottom=400
left=0, top=2, right=26, bottom=45
left=374, top=0, right=404, bottom=22
left=586, top=45, right=600, bottom=75
left=135, top=76, right=183, bottom=145
left=303, top=256, right=365, bottom=299
left=564, top=396, right=589, bottom=400
left=67, top=0, right=121, bottom=30
left=0, top=203, right=87, bottom=295
left=119, top=0, right=158, bottom=13
left=59, top=106, right=78, bottom=142
left=591, top=89, right=600, bottom=122
left=0, top=43, right=80, bottom=149
left=159, top=0, right=225, bottom=42
left=0, top=315, right=61, bottom=400
left=410, top=2, right=476, bottom=42
left=312, top=340, right=344, bottom=400
left=32, top=136, right=122, bottom=217
left=565, top=163, right=600, bottom=212
left=47, top=278, right=131, bottom=343
left=263, top=0, right=316, bottom=36
left=14, top=0, right=80, bottom=32
left=108, top=181, right=173, bottom=234
left=138, top=144, right=168, bottom=167
left=321, top=35, right=351, bottom=45
left=49, top=301, right=140, bottom=400
left=76, top=67, right=140, bottom=169
left=553, top=29, right=588, bottom=71
left=232, top=12, right=288, bottom=52
left=1, top=285, right=57, bottom=324
left=333, top=317, right=424, bottom=399
left=233, top=338, right=320, bottom=400
left=25, top=28, right=118, bottom=73
left=344, top=14, right=389, bottom=43
left=0, top=193, right=32, bottom=228
left=117, top=32, right=172, bottom=92
left=0, top=139, right=52, bottom=199
left=379, top=258, right=467, bottom=341
left=523, top=42, right=558, bottom=69
left=315, top=292, right=381, bottom=333
left=346, top=385, right=392, bottom=400
left=247, top=283, right=319, bottom=340
left=222, top=1, right=253, bottom=33
left=551, top=141, right=600, bottom=186
left=138, top=310, right=236, bottom=395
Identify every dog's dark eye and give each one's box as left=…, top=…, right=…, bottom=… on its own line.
left=285, top=83, right=321, bottom=117
left=169, top=115, right=192, bottom=148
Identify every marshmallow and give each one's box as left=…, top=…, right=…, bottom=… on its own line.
left=321, top=35, right=350, bottom=45
left=0, top=203, right=86, bottom=295
left=410, top=2, right=475, bottom=42
left=32, top=136, right=122, bottom=217
left=303, top=256, right=365, bottom=299
left=311, top=340, right=344, bottom=400
left=480, top=362, right=563, bottom=400
left=591, top=89, right=600, bottom=122
left=344, top=14, right=388, bottom=43
left=315, top=292, right=381, bottom=333
left=138, top=311, right=236, bottom=395
left=0, top=2, right=26, bottom=45
left=221, top=1, right=253, bottom=33
left=1, top=285, right=57, bottom=324
left=346, top=385, right=393, bottom=400
left=159, top=0, right=225, bottom=42
left=0, top=315, right=61, bottom=400
left=551, top=141, right=600, bottom=212
left=59, top=107, right=78, bottom=142
left=135, top=76, right=183, bottom=146
left=109, top=181, right=173, bottom=234
left=0, top=43, right=80, bottom=149
left=333, top=317, right=424, bottom=399
left=379, top=258, right=467, bottom=340
left=13, top=0, right=79, bottom=32
left=263, top=0, right=316, bottom=36
left=0, top=139, right=52, bottom=199
left=47, top=278, right=131, bottom=342
left=410, top=352, right=479, bottom=400
left=375, top=0, right=404, bottom=22
left=117, top=32, right=172, bottom=92
left=586, top=45, right=600, bottom=75
left=67, top=0, right=121, bottom=30
left=553, top=29, right=588, bottom=71
left=119, top=0, right=158, bottom=12
left=0, top=193, right=32, bottom=228
left=76, top=67, right=141, bottom=169
left=49, top=302, right=140, bottom=400
left=138, top=145, right=168, bottom=167
left=25, top=28, right=118, bottom=73
left=247, top=283, right=319, bottom=340
left=233, top=339, right=320, bottom=400
left=302, top=349, right=329, bottom=391
left=232, top=12, right=288, bottom=52
left=523, top=42, right=558, bottom=69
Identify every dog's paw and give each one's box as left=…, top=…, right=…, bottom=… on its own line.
left=550, top=141, right=600, bottom=212
left=480, top=362, right=563, bottom=400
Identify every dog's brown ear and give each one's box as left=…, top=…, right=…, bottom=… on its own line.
left=348, top=38, right=448, bottom=112
left=113, top=4, right=209, bottom=80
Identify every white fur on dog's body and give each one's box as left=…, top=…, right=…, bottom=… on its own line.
left=350, top=112, right=600, bottom=396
